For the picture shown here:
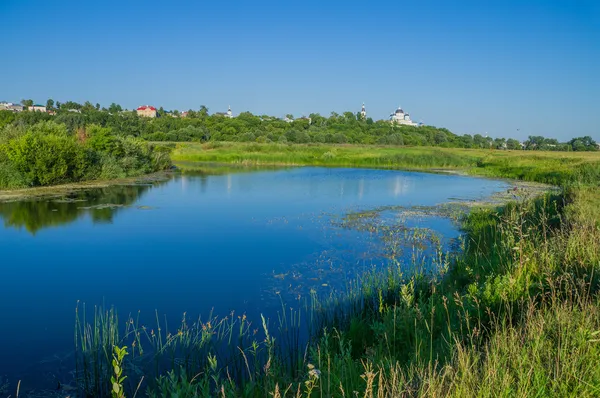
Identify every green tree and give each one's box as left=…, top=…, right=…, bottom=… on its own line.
left=62, top=101, right=82, bottom=110
left=569, top=136, right=597, bottom=151
left=108, top=103, right=122, bottom=114
left=493, top=138, right=506, bottom=149
left=82, top=101, right=95, bottom=112
left=506, top=138, right=521, bottom=150
left=199, top=105, right=209, bottom=118
left=21, top=99, right=34, bottom=108
left=525, top=135, right=546, bottom=150
left=46, top=99, right=55, bottom=110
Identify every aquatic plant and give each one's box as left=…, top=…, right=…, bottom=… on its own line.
left=111, top=346, right=128, bottom=398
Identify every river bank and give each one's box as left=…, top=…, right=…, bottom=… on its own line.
left=0, top=170, right=173, bottom=203
left=170, top=142, right=600, bottom=185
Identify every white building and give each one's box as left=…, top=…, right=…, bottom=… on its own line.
left=389, top=106, right=418, bottom=126
left=0, top=102, right=24, bottom=112
left=360, top=103, right=367, bottom=119
left=28, top=104, right=47, bottom=112
left=216, top=105, right=233, bottom=118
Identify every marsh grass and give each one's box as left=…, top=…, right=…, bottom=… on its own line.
left=171, top=142, right=600, bottom=185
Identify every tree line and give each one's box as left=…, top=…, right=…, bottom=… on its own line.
left=3, top=100, right=598, bottom=152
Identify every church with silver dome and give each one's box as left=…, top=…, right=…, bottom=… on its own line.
left=389, top=106, right=418, bottom=126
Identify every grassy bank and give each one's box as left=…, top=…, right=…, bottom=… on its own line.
left=171, top=142, right=600, bottom=185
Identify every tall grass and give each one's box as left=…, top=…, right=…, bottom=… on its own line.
left=170, top=142, right=600, bottom=185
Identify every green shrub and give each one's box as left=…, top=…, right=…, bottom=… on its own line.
left=99, top=155, right=126, bottom=180
left=3, top=132, right=82, bottom=186
left=0, top=160, right=31, bottom=188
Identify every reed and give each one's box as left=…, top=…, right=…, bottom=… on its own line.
left=171, top=142, right=600, bottom=185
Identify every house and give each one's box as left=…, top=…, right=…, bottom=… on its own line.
left=0, top=102, right=24, bottom=112
left=136, top=105, right=157, bottom=118
left=28, top=104, right=47, bottom=112
left=181, top=111, right=189, bottom=118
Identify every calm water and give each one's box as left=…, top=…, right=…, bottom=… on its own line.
left=0, top=166, right=509, bottom=389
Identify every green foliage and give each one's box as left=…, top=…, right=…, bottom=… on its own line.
left=0, top=121, right=171, bottom=189
left=111, top=346, right=128, bottom=398
left=147, top=368, right=205, bottom=398
left=3, top=131, right=83, bottom=186
left=9, top=104, right=590, bottom=151
left=0, top=159, right=31, bottom=188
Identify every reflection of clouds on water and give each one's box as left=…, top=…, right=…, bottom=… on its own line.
left=393, top=176, right=411, bottom=198
left=199, top=168, right=421, bottom=202
left=358, top=179, right=364, bottom=200
left=181, top=175, right=188, bottom=192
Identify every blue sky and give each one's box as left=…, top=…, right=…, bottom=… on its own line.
left=1, top=0, right=598, bottom=140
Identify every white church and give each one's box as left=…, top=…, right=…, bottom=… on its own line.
left=359, top=103, right=420, bottom=126
left=389, top=106, right=418, bottom=126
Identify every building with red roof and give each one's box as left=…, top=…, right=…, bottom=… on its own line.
left=136, top=105, right=157, bottom=118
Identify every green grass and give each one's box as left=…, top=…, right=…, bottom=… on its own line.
left=170, top=141, right=600, bottom=185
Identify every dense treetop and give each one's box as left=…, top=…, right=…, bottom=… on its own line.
left=0, top=100, right=597, bottom=151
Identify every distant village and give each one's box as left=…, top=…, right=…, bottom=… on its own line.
left=2, top=99, right=597, bottom=151
left=0, top=100, right=423, bottom=126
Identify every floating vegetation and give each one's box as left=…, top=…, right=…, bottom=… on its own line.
left=77, top=203, right=124, bottom=210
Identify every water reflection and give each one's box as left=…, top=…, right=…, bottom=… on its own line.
left=0, top=185, right=155, bottom=234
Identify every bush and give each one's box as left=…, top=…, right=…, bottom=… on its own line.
left=0, top=160, right=31, bottom=188
left=0, top=122, right=171, bottom=189
left=99, top=155, right=126, bottom=180
left=3, top=132, right=83, bottom=186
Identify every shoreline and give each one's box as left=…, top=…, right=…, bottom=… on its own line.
left=0, top=170, right=174, bottom=203
left=0, top=162, right=556, bottom=204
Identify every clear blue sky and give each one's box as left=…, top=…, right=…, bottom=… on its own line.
left=1, top=0, right=598, bottom=140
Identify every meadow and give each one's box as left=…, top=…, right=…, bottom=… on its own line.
left=170, top=141, right=600, bottom=186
